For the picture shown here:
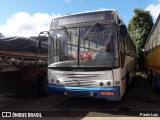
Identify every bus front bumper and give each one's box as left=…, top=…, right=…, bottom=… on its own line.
left=48, top=84, right=120, bottom=101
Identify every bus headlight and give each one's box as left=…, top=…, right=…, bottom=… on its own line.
left=107, top=81, right=111, bottom=86
left=100, top=82, right=104, bottom=86
left=56, top=80, right=60, bottom=85
left=51, top=79, right=54, bottom=83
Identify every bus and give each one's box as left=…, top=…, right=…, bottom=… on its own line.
left=39, top=10, right=136, bottom=101
left=144, top=14, right=160, bottom=92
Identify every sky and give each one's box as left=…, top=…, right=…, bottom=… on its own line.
left=0, top=0, right=160, bottom=37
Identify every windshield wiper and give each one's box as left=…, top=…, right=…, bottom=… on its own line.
left=61, top=26, right=71, bottom=42
left=83, top=22, right=99, bottom=40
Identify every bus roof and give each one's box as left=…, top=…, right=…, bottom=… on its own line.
left=50, top=9, right=126, bottom=29
left=145, top=14, right=160, bottom=47
left=54, top=9, right=117, bottom=19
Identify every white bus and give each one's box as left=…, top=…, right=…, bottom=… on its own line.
left=39, top=10, right=136, bottom=101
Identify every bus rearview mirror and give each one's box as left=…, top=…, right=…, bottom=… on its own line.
left=38, top=31, right=49, bottom=52
left=120, top=25, right=126, bottom=32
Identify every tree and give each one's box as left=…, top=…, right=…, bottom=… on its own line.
left=128, top=8, right=153, bottom=71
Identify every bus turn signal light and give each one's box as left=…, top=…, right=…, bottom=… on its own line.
left=64, top=92, right=68, bottom=96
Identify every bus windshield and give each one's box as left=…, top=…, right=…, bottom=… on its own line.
left=49, top=23, right=119, bottom=68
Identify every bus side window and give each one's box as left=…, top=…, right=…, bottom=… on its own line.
left=119, top=31, right=125, bottom=67
left=126, top=34, right=130, bottom=55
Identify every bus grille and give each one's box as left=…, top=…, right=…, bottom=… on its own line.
left=57, top=73, right=101, bottom=87
left=64, top=79, right=96, bottom=87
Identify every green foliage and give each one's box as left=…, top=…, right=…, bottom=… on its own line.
left=128, top=8, right=153, bottom=71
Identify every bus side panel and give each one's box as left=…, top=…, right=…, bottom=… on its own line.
left=153, top=72, right=160, bottom=89
left=145, top=47, right=160, bottom=91
left=152, top=47, right=160, bottom=74
left=119, top=55, right=136, bottom=97
left=151, top=47, right=160, bottom=90
left=113, top=68, right=127, bottom=98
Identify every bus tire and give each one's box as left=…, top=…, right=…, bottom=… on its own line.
left=152, top=80, right=159, bottom=93
left=150, top=70, right=159, bottom=93
left=152, top=77, right=159, bottom=93
left=147, top=70, right=152, bottom=83
left=37, top=73, right=48, bottom=97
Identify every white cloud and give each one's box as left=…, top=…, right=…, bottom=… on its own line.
left=0, top=12, right=61, bottom=37
left=145, top=1, right=160, bottom=20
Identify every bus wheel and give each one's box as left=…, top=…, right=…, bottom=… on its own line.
left=150, top=71, right=159, bottom=93
left=147, top=70, right=152, bottom=83
left=152, top=80, right=158, bottom=93
left=152, top=77, right=159, bottom=93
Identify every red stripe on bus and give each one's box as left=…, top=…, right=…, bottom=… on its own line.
left=152, top=65, right=160, bottom=71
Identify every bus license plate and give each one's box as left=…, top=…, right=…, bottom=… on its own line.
left=100, top=91, right=114, bottom=96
